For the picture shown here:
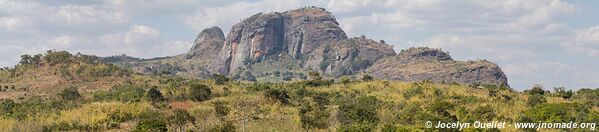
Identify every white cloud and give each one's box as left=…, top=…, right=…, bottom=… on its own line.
left=561, top=26, right=599, bottom=57
left=180, top=0, right=324, bottom=32
left=0, top=16, right=32, bottom=31
left=53, top=5, right=129, bottom=26
left=47, top=35, right=73, bottom=48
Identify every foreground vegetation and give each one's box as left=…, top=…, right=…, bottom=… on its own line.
left=0, top=51, right=598, bottom=131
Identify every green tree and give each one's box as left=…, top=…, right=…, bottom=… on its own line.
left=19, top=54, right=32, bottom=65
left=212, top=101, right=230, bottom=118
left=362, top=74, right=373, bottom=81
left=299, top=98, right=330, bottom=130
left=264, top=88, right=290, bottom=104
left=146, top=86, right=164, bottom=102
left=340, top=76, right=351, bottom=84
left=528, top=84, right=545, bottom=95
left=189, top=84, right=211, bottom=101
left=338, top=95, right=381, bottom=128
left=0, top=99, right=15, bottom=115
left=169, top=109, right=195, bottom=132
left=59, top=86, right=81, bottom=101
left=133, top=119, right=168, bottom=132
left=212, top=74, right=230, bottom=85
left=527, top=94, right=546, bottom=107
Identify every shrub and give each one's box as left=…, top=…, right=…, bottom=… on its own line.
left=299, top=98, right=329, bottom=130
left=302, top=80, right=332, bottom=87
left=381, top=124, right=397, bottom=132
left=133, top=119, right=168, bottom=132
left=43, top=50, right=72, bottom=65
left=527, top=94, right=546, bottom=107
left=282, top=75, right=292, bottom=81
left=146, top=87, right=164, bottom=102
left=0, top=99, right=15, bottom=115
left=338, top=96, right=381, bottom=125
left=212, top=101, right=230, bottom=117
left=264, top=89, right=290, bottom=104
left=470, top=105, right=496, bottom=121
left=428, top=100, right=454, bottom=117
left=362, top=75, right=373, bottom=81
left=519, top=103, right=596, bottom=123
left=169, top=109, right=195, bottom=131
left=93, top=84, right=146, bottom=102
left=59, top=86, right=81, bottom=101
left=554, top=87, right=573, bottom=99
left=403, top=85, right=424, bottom=99
left=273, top=71, right=281, bottom=77
left=340, top=76, right=351, bottom=84
left=527, top=84, right=545, bottom=95
left=189, top=84, right=211, bottom=101
left=210, top=121, right=236, bottom=132
left=338, top=123, right=374, bottom=132
left=212, top=74, right=230, bottom=85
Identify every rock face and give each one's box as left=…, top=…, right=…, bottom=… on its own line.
left=305, top=37, right=396, bottom=77
left=107, top=7, right=509, bottom=86
left=365, top=47, right=508, bottom=86
left=218, top=7, right=347, bottom=75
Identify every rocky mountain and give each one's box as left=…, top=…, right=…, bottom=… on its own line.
left=107, top=7, right=509, bottom=86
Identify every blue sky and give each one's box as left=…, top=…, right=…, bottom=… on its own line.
left=1, top=0, right=598, bottom=90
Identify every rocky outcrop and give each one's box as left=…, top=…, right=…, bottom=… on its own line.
left=304, top=37, right=396, bottom=77
left=366, top=47, right=508, bottom=86
left=189, top=26, right=225, bottom=53
left=106, top=7, right=509, bottom=86
left=218, top=7, right=347, bottom=75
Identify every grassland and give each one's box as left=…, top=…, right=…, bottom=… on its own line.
left=0, top=51, right=597, bottom=131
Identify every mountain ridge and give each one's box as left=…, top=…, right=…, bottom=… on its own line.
left=103, top=7, right=509, bottom=87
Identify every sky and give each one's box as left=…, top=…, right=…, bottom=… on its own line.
left=1, top=0, right=598, bottom=90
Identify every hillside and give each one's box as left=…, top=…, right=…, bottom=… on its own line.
left=2, top=6, right=597, bottom=132
left=1, top=54, right=598, bottom=131
left=106, top=7, right=508, bottom=86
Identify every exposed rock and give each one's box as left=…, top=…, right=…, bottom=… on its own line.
left=218, top=7, right=347, bottom=75
left=189, top=26, right=225, bottom=53
left=105, top=7, right=510, bottom=87
left=366, top=47, right=508, bottom=86
left=304, top=37, right=396, bottom=77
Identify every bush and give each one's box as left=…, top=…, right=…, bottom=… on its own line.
left=169, top=109, right=195, bottom=131
left=43, top=50, right=72, bottom=65
left=362, top=75, right=373, bottom=81
left=527, top=94, right=546, bottom=107
left=519, top=103, right=596, bottom=123
left=338, top=123, right=374, bottom=132
left=189, top=84, right=211, bottom=101
left=340, top=76, right=351, bottom=84
left=302, top=80, right=332, bottom=87
left=59, top=86, right=81, bottom=101
left=299, top=98, right=329, bottom=130
left=146, top=87, right=164, bottom=102
left=93, top=84, right=146, bottom=102
left=403, top=85, right=424, bottom=99
left=213, top=101, right=230, bottom=117
left=470, top=105, right=496, bottom=121
left=210, top=121, right=236, bottom=132
left=0, top=99, right=15, bottom=115
left=212, top=74, right=230, bottom=85
left=133, top=119, right=168, bottom=132
left=264, top=89, right=290, bottom=104
left=338, top=96, right=381, bottom=126
left=527, top=84, right=545, bottom=95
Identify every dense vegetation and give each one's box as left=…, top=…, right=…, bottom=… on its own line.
left=0, top=51, right=598, bottom=131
